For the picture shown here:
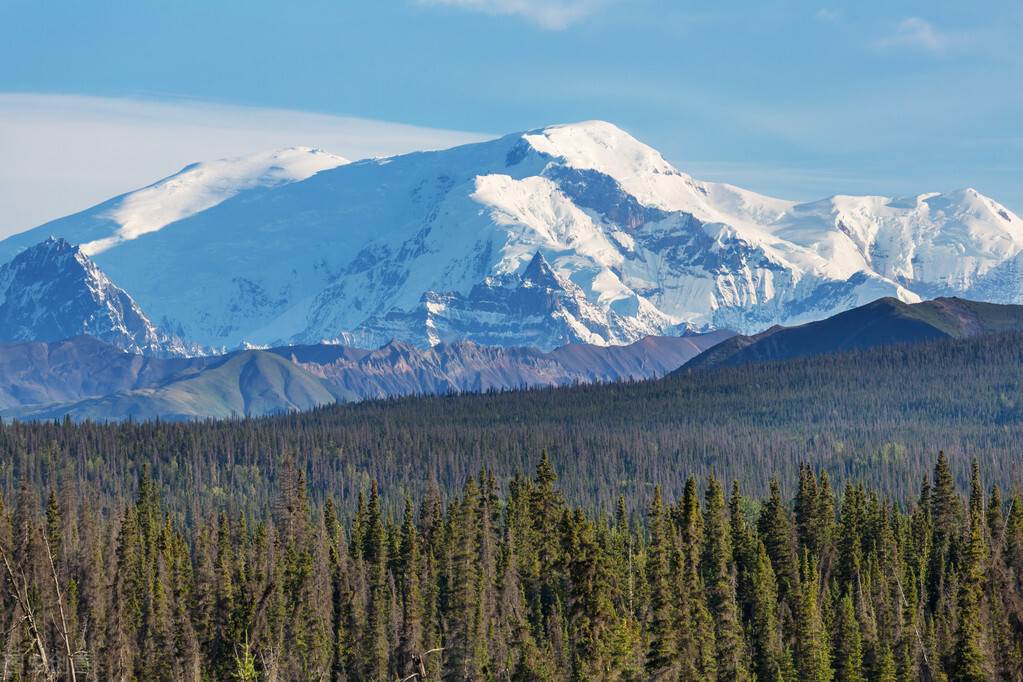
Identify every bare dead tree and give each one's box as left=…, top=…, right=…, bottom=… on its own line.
left=893, top=570, right=930, bottom=672
left=42, top=534, right=78, bottom=682
left=257, top=644, right=280, bottom=682
left=0, top=541, right=55, bottom=681
left=398, top=646, right=444, bottom=682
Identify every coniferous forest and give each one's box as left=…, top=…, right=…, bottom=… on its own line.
left=2, top=452, right=1023, bottom=680
left=3, top=332, right=1023, bottom=524
left=2, top=334, right=1023, bottom=679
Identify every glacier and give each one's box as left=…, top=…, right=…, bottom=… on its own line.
left=1, top=120, right=1020, bottom=352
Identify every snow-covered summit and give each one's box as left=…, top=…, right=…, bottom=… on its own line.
left=2, top=121, right=1021, bottom=351
left=524, top=120, right=681, bottom=187
left=64, top=147, right=347, bottom=255
left=771, top=188, right=1023, bottom=296
left=521, top=120, right=790, bottom=227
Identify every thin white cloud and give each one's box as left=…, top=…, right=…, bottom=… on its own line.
left=0, top=93, right=490, bottom=239
left=876, top=17, right=950, bottom=52
left=815, top=8, right=844, bottom=23
left=419, top=0, right=606, bottom=30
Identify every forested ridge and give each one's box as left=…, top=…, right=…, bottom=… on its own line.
left=2, top=452, right=1022, bottom=680
left=3, top=331, right=1023, bottom=523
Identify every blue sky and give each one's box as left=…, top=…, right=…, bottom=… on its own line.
left=1, top=0, right=1020, bottom=234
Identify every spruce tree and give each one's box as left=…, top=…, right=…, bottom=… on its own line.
left=795, top=553, right=832, bottom=682
left=444, top=478, right=483, bottom=681
left=645, top=487, right=678, bottom=680
left=950, top=484, right=989, bottom=682
left=986, top=485, right=1004, bottom=548
left=703, top=474, right=750, bottom=682
left=795, top=463, right=819, bottom=554
left=361, top=482, right=390, bottom=681
left=759, top=478, right=800, bottom=611
left=928, top=451, right=961, bottom=612
left=104, top=504, right=144, bottom=679
left=836, top=484, right=864, bottom=590
left=678, top=558, right=717, bottom=681
left=1007, top=490, right=1023, bottom=594
left=396, top=495, right=423, bottom=677
left=678, top=476, right=703, bottom=570
left=876, top=643, right=897, bottom=682
left=832, top=592, right=864, bottom=682
left=814, top=471, right=836, bottom=570
left=750, top=540, right=785, bottom=682
left=566, top=512, right=616, bottom=679
left=531, top=450, right=565, bottom=622
left=45, top=488, right=61, bottom=558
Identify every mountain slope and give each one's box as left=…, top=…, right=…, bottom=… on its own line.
left=0, top=336, right=209, bottom=409
left=0, top=237, right=187, bottom=355
left=8, top=148, right=349, bottom=258
left=682, top=296, right=1023, bottom=369
left=0, top=331, right=726, bottom=420
left=12, top=350, right=337, bottom=421
left=345, top=251, right=676, bottom=349
left=3, top=122, right=1020, bottom=350
left=280, top=330, right=729, bottom=400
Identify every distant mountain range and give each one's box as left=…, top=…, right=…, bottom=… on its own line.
left=8, top=293, right=1023, bottom=421
left=680, top=296, right=1023, bottom=370
left=5, top=294, right=1023, bottom=421
left=2, top=121, right=1021, bottom=352
left=0, top=331, right=729, bottom=421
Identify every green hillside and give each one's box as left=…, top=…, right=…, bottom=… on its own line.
left=685, top=296, right=1023, bottom=369
left=7, top=350, right=340, bottom=420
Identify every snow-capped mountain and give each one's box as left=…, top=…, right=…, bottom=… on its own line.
left=2, top=121, right=1021, bottom=351
left=0, top=237, right=187, bottom=355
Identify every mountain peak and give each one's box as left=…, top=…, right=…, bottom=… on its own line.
left=537, top=119, right=628, bottom=136
left=39, top=235, right=76, bottom=251
left=16, top=236, right=86, bottom=269
left=380, top=337, right=418, bottom=354
left=0, top=237, right=185, bottom=356
left=521, top=251, right=559, bottom=286
left=523, top=120, right=672, bottom=177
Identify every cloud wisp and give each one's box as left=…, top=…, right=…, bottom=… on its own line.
left=418, top=0, right=607, bottom=30
left=875, top=17, right=952, bottom=53
left=0, top=93, right=490, bottom=239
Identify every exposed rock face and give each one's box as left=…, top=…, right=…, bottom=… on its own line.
left=0, top=238, right=188, bottom=356
left=346, top=252, right=676, bottom=350
left=283, top=330, right=730, bottom=400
